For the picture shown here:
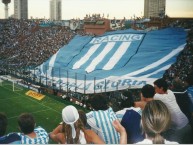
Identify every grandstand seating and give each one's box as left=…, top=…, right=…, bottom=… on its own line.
left=0, top=18, right=193, bottom=111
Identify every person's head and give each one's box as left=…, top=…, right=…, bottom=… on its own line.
left=0, top=112, right=7, bottom=137
left=120, top=90, right=134, bottom=109
left=141, top=84, right=155, bottom=101
left=141, top=100, right=171, bottom=144
left=62, top=105, right=84, bottom=144
left=154, top=78, right=168, bottom=94
left=18, top=113, right=35, bottom=134
left=90, top=94, right=108, bottom=111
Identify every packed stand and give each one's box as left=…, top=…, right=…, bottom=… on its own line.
left=163, top=23, right=193, bottom=88
left=0, top=18, right=87, bottom=72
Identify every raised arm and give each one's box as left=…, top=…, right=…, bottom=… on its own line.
left=112, top=120, right=127, bottom=144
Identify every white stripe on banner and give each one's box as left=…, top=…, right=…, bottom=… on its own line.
left=125, top=43, right=186, bottom=77
left=86, top=42, right=116, bottom=73
left=40, top=63, right=44, bottom=76
left=138, top=64, right=172, bottom=78
left=103, top=42, right=131, bottom=70
left=47, top=51, right=59, bottom=77
left=72, top=44, right=100, bottom=69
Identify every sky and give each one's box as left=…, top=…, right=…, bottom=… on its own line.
left=0, top=0, right=193, bottom=20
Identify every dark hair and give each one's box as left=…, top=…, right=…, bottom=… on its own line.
left=120, top=91, right=134, bottom=108
left=154, top=78, right=168, bottom=92
left=78, top=110, right=87, bottom=126
left=18, top=113, right=35, bottom=134
left=141, top=84, right=155, bottom=98
left=90, top=94, right=108, bottom=110
left=142, top=100, right=171, bottom=144
left=0, top=112, right=7, bottom=137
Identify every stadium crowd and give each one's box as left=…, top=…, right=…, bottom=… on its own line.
left=1, top=78, right=193, bottom=144
left=0, top=19, right=86, bottom=70
left=163, top=27, right=193, bottom=87
left=1, top=18, right=193, bottom=144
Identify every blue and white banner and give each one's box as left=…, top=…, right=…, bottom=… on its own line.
left=33, top=28, right=187, bottom=94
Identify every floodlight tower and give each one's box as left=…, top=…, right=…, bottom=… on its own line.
left=2, top=0, right=11, bottom=19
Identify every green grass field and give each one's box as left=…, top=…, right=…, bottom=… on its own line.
left=0, top=80, right=87, bottom=143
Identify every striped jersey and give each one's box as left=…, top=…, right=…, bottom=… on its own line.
left=86, top=107, right=120, bottom=144
left=18, top=126, right=49, bottom=144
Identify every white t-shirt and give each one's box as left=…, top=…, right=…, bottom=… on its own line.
left=136, top=138, right=178, bottom=144
left=154, top=90, right=189, bottom=129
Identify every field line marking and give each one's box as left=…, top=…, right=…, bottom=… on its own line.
left=0, top=96, right=22, bottom=100
left=1, top=86, right=61, bottom=115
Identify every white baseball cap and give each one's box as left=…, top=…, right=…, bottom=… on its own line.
left=62, top=105, right=79, bottom=139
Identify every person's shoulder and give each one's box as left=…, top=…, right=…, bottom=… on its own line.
left=168, top=89, right=175, bottom=94
left=35, top=126, right=46, bottom=130
left=135, top=138, right=152, bottom=144
left=164, top=139, right=179, bottom=144
left=154, top=93, right=162, bottom=98
left=0, top=133, right=21, bottom=144
left=132, top=106, right=142, bottom=112
left=6, top=133, right=21, bottom=139
left=134, top=101, right=146, bottom=110
left=116, top=108, right=126, bottom=114
left=108, top=107, right=116, bottom=113
left=86, top=111, right=94, bottom=118
left=35, top=126, right=48, bottom=134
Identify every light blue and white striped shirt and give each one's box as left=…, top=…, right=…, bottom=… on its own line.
left=18, top=126, right=49, bottom=144
left=86, top=107, right=120, bottom=144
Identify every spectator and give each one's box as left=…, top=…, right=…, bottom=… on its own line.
left=154, top=78, right=192, bottom=143
left=79, top=111, right=127, bottom=144
left=134, top=84, right=155, bottom=110
left=136, top=100, right=178, bottom=144
left=49, top=105, right=105, bottom=144
left=86, top=94, right=120, bottom=144
left=116, top=90, right=144, bottom=144
left=0, top=112, right=21, bottom=144
left=17, top=113, right=49, bottom=144
left=171, top=78, right=193, bottom=129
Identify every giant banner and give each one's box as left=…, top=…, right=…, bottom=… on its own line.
left=33, top=28, right=187, bottom=94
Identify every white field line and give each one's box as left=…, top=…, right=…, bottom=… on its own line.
left=0, top=86, right=61, bottom=117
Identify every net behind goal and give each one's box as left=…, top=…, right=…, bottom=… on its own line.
left=0, top=79, right=3, bottom=86
left=12, top=79, right=23, bottom=91
left=0, top=78, right=23, bottom=91
left=0, top=79, right=11, bottom=87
